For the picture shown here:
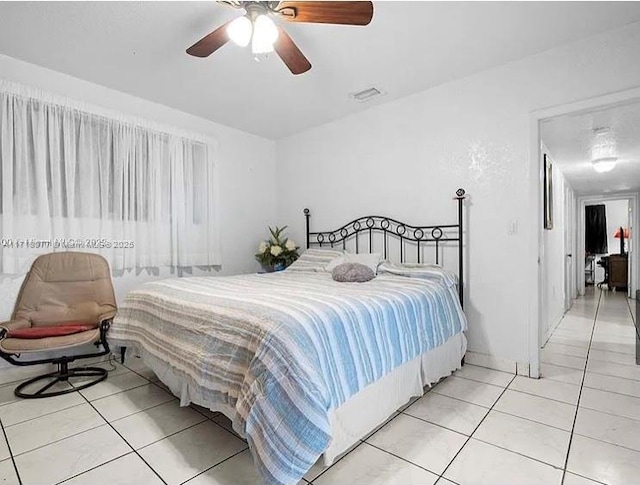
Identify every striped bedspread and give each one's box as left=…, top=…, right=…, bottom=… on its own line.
left=109, top=269, right=467, bottom=485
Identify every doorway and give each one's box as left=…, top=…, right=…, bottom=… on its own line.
left=530, top=89, right=640, bottom=378
left=578, top=196, right=635, bottom=297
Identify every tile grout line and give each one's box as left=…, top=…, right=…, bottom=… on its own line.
left=538, top=359, right=586, bottom=371
left=435, top=373, right=518, bottom=482
left=308, top=380, right=448, bottom=484
left=79, top=363, right=154, bottom=403
left=368, top=397, right=572, bottom=478
left=346, top=371, right=566, bottom=482
left=438, top=374, right=513, bottom=389
left=309, top=380, right=448, bottom=483
left=498, top=387, right=579, bottom=406
left=308, top=441, right=366, bottom=484
left=137, top=419, right=210, bottom=452
left=0, top=358, right=151, bottom=478
left=465, top=435, right=567, bottom=471
left=122, top=361, right=165, bottom=385
left=582, top=358, right=640, bottom=370
left=405, top=403, right=573, bottom=435
left=559, top=288, right=602, bottom=485
left=0, top=418, right=22, bottom=485
left=544, top=338, right=593, bottom=349
left=53, top=378, right=243, bottom=484
left=83, top=376, right=153, bottom=400
left=8, top=420, right=107, bottom=460
left=1, top=356, right=151, bottom=418
left=176, top=447, right=249, bottom=485
left=90, top=357, right=260, bottom=481
left=60, top=381, right=170, bottom=485
left=56, top=452, right=137, bottom=485
left=577, top=402, right=640, bottom=422
left=570, top=428, right=640, bottom=455
left=406, top=387, right=485, bottom=409
left=580, top=382, right=640, bottom=400
left=113, top=358, right=250, bottom=435
left=117, top=359, right=256, bottom=457
left=364, top=439, right=451, bottom=479
left=191, top=407, right=250, bottom=442
left=123, top=363, right=512, bottom=484
left=2, top=400, right=87, bottom=429
left=433, top=375, right=506, bottom=390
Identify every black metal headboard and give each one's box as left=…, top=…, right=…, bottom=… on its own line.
left=304, top=188, right=466, bottom=308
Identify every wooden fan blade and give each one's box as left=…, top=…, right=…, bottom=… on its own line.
left=274, top=27, right=311, bottom=75
left=186, top=19, right=233, bottom=58
left=276, top=1, right=373, bottom=25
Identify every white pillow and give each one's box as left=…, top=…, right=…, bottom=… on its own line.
left=326, top=253, right=382, bottom=274
left=377, top=261, right=458, bottom=287
left=286, top=248, right=346, bottom=272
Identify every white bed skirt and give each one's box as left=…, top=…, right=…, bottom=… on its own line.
left=324, top=332, right=467, bottom=464
left=125, top=331, right=466, bottom=465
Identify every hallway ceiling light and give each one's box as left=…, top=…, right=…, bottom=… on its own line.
left=590, top=127, right=618, bottom=173
left=592, top=157, right=618, bottom=173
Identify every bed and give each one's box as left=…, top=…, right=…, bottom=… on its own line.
left=109, top=188, right=468, bottom=485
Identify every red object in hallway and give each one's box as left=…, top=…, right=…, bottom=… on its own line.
left=614, top=226, right=630, bottom=255
left=614, top=227, right=630, bottom=239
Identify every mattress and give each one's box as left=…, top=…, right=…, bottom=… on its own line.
left=109, top=269, right=467, bottom=485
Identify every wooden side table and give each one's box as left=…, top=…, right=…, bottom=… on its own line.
left=608, top=254, right=628, bottom=290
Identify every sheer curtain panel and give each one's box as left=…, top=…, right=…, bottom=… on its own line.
left=0, top=81, right=220, bottom=274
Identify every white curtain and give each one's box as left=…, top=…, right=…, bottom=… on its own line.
left=0, top=81, right=220, bottom=274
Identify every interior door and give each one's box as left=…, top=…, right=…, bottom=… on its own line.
left=628, top=201, right=633, bottom=298
left=564, top=186, right=573, bottom=311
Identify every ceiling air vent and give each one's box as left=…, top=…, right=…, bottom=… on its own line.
left=350, top=87, right=385, bottom=102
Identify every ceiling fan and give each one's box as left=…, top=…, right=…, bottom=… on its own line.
left=186, top=1, right=374, bottom=75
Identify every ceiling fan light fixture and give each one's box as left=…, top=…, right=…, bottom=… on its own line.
left=227, top=15, right=253, bottom=47
left=185, top=1, right=374, bottom=75
left=251, top=14, right=279, bottom=54
left=592, top=157, right=617, bottom=173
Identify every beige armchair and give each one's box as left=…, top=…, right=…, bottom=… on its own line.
left=0, top=252, right=117, bottom=398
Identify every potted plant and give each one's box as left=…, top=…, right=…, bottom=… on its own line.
left=255, top=226, right=299, bottom=272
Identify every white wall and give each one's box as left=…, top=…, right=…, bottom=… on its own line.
left=0, top=54, right=277, bottom=320
left=541, top=146, right=568, bottom=343
left=605, top=199, right=631, bottom=256
left=276, top=22, right=640, bottom=367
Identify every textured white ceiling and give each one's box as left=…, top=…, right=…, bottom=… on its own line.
left=1, top=2, right=640, bottom=139
left=541, top=100, right=640, bottom=196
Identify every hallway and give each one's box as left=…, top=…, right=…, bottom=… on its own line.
left=541, top=288, right=639, bottom=484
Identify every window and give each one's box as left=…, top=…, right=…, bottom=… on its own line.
left=0, top=83, right=220, bottom=274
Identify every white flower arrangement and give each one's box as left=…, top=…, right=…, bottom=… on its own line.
left=270, top=245, right=283, bottom=257
left=255, top=226, right=299, bottom=272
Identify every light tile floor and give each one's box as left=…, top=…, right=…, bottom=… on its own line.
left=0, top=288, right=637, bottom=485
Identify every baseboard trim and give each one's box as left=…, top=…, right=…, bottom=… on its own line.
left=465, top=350, right=533, bottom=378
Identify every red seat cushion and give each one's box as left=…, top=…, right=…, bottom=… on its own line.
left=8, top=323, right=96, bottom=339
